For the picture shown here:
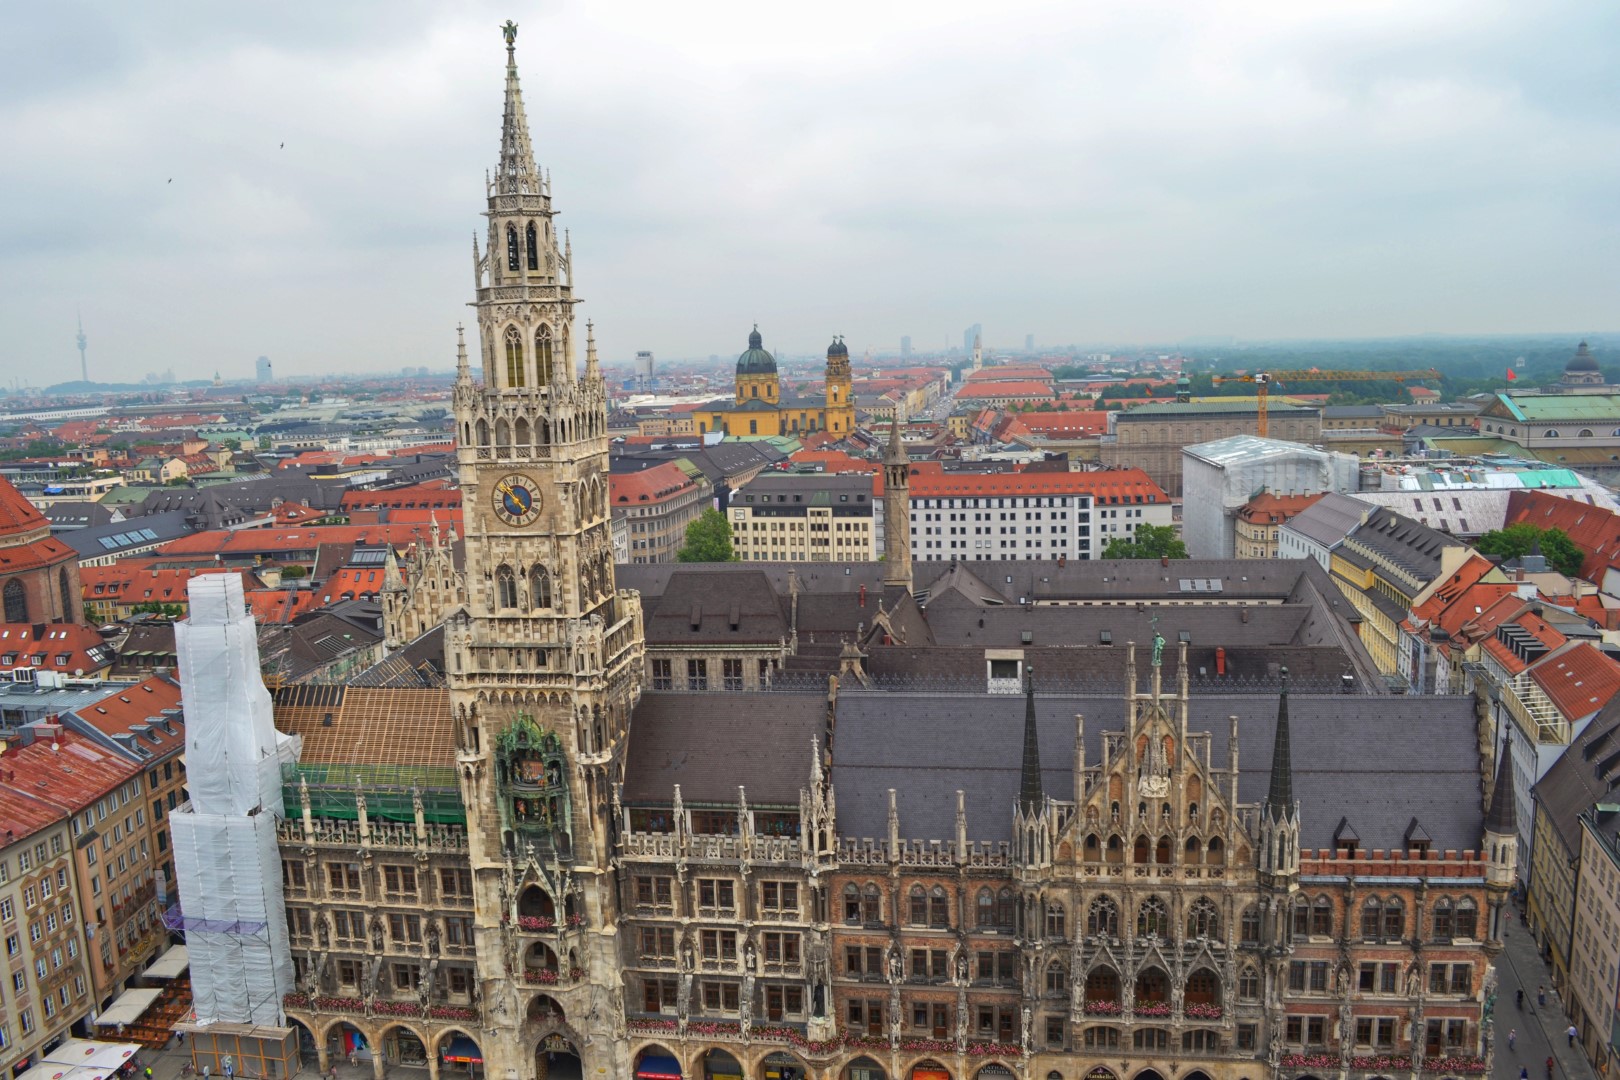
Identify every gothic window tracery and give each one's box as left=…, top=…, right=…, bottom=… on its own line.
left=1186, top=897, right=1219, bottom=939
left=4, top=579, right=25, bottom=623
left=525, top=222, right=538, bottom=271
left=1136, top=896, right=1168, bottom=938
left=496, top=565, right=519, bottom=609
left=1045, top=961, right=1067, bottom=995
left=507, top=226, right=519, bottom=271
left=1045, top=902, right=1066, bottom=939
left=1312, top=896, right=1334, bottom=936
left=1087, top=896, right=1119, bottom=937
left=1240, top=905, right=1261, bottom=944
left=530, top=565, right=552, bottom=608
left=536, top=326, right=554, bottom=384
left=505, top=325, right=526, bottom=387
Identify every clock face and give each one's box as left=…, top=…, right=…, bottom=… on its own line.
left=491, top=473, right=542, bottom=527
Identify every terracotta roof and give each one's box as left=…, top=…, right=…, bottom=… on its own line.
left=245, top=588, right=319, bottom=624
left=907, top=463, right=1167, bottom=502
left=339, top=483, right=459, bottom=511
left=955, top=381, right=1056, bottom=399
left=1530, top=642, right=1620, bottom=721
left=0, top=474, right=54, bottom=538
left=271, top=685, right=455, bottom=767
left=66, top=674, right=185, bottom=761
left=610, top=461, right=697, bottom=505
left=81, top=564, right=251, bottom=605
left=319, top=567, right=394, bottom=603
left=0, top=783, right=71, bottom=843
left=1016, top=412, right=1111, bottom=437
left=1503, top=490, right=1620, bottom=583
left=1236, top=491, right=1327, bottom=525
left=964, top=366, right=1053, bottom=383
left=0, top=623, right=117, bottom=676
left=0, top=730, right=139, bottom=813
left=154, top=524, right=429, bottom=558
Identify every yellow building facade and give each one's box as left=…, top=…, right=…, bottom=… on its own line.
left=699, top=331, right=857, bottom=437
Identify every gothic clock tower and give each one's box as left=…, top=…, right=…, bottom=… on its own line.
left=449, top=22, right=644, bottom=1080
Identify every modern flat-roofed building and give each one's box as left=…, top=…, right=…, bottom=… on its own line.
left=728, top=473, right=877, bottom=562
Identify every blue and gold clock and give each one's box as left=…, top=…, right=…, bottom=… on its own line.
left=491, top=473, right=542, bottom=527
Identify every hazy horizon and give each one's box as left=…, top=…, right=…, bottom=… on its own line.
left=2, top=1, right=1616, bottom=381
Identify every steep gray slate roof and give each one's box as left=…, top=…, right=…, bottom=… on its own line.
left=1282, top=492, right=1372, bottom=551
left=622, top=692, right=829, bottom=806
left=1532, top=694, right=1620, bottom=859
left=831, top=691, right=1482, bottom=853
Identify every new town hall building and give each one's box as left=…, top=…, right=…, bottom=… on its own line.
left=264, top=25, right=1512, bottom=1080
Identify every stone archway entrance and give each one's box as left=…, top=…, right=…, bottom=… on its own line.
left=759, top=1051, right=807, bottom=1080
left=535, top=1034, right=581, bottom=1080
left=328, top=1023, right=371, bottom=1068
left=702, top=1050, right=744, bottom=1080
left=634, top=1046, right=683, bottom=1080
left=438, top=1029, right=484, bottom=1080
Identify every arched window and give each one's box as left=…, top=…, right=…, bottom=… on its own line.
left=1291, top=895, right=1311, bottom=938
left=58, top=568, right=70, bottom=617
left=1312, top=895, right=1333, bottom=936
left=929, top=886, right=949, bottom=928
left=1361, top=897, right=1383, bottom=940
left=515, top=417, right=530, bottom=447
left=1133, top=835, right=1150, bottom=863
left=530, top=565, right=552, bottom=609
left=1545, top=430, right=1561, bottom=439
left=1046, top=961, right=1067, bottom=995
left=1087, top=895, right=1119, bottom=937
left=1083, top=833, right=1100, bottom=861
left=495, top=418, right=511, bottom=454
left=495, top=565, right=519, bottom=609
left=1432, top=899, right=1454, bottom=941
left=976, top=888, right=995, bottom=928
left=3, top=579, right=25, bottom=623
left=1207, top=836, right=1225, bottom=865
left=506, top=226, right=519, bottom=271
left=525, top=222, right=539, bottom=271
left=1455, top=898, right=1478, bottom=940
left=536, top=326, right=554, bottom=384
left=996, top=887, right=1016, bottom=929
left=1238, top=965, right=1260, bottom=1000
left=1186, top=897, right=1219, bottom=939
left=862, top=884, right=880, bottom=924
left=1045, top=902, right=1066, bottom=939
left=1136, top=896, right=1168, bottom=938
left=842, top=883, right=860, bottom=923
left=476, top=418, right=489, bottom=446
left=908, top=885, right=927, bottom=926
left=1239, top=905, right=1261, bottom=945
left=1382, top=898, right=1405, bottom=940
left=504, top=325, right=525, bottom=387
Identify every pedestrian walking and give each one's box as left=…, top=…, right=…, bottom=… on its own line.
left=1568, top=1024, right=1578, bottom=1047
left=1539, top=985, right=1547, bottom=1006
left=1509, top=1029, right=1517, bottom=1050
left=1546, top=1056, right=1555, bottom=1080
left=1519, top=1068, right=1529, bottom=1080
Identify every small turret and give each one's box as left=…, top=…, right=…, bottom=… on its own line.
left=1258, top=667, right=1300, bottom=892
left=1483, top=745, right=1518, bottom=894
left=585, top=320, right=600, bottom=385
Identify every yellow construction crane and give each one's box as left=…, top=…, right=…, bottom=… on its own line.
left=1210, top=368, right=1443, bottom=437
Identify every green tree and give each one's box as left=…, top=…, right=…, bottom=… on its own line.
left=1475, top=523, right=1583, bottom=577
left=130, top=601, right=184, bottom=618
left=676, top=509, right=737, bottom=562
left=279, top=563, right=308, bottom=580
left=1102, top=524, right=1189, bottom=560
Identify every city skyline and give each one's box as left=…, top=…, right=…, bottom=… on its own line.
left=1, top=0, right=1616, bottom=380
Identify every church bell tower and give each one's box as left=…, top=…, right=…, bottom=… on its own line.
left=449, top=22, right=644, bottom=1080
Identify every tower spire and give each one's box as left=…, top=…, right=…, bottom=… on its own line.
left=585, top=320, right=600, bottom=383
left=76, top=310, right=88, bottom=383
left=881, top=405, right=912, bottom=590
left=454, top=324, right=471, bottom=386
left=1485, top=745, right=1516, bottom=835
left=1265, top=667, right=1294, bottom=817
left=1018, top=666, right=1043, bottom=815
left=496, top=21, right=540, bottom=196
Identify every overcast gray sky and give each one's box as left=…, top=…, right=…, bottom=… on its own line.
left=1, top=0, right=1616, bottom=382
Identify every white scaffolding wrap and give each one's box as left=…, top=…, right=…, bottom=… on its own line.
left=171, top=575, right=299, bottom=1027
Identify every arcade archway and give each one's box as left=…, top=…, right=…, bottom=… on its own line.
left=760, top=1051, right=808, bottom=1080
left=535, top=1034, right=581, bottom=1080
left=702, top=1050, right=744, bottom=1080
left=437, top=1029, right=483, bottom=1080
left=909, top=1062, right=951, bottom=1080
left=634, top=1045, right=683, bottom=1080
left=845, top=1059, right=886, bottom=1080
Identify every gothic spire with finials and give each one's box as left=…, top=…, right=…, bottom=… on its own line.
left=881, top=409, right=912, bottom=590
left=1485, top=744, right=1516, bottom=835
left=497, top=20, right=540, bottom=197
left=1019, top=666, right=1043, bottom=816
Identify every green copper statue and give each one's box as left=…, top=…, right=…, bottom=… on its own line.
left=1149, top=613, right=1165, bottom=667
left=501, top=20, right=518, bottom=46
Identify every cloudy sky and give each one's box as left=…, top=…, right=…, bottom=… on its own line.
left=1, top=0, right=1616, bottom=381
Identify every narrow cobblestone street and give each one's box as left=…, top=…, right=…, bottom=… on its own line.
left=1494, top=916, right=1599, bottom=1080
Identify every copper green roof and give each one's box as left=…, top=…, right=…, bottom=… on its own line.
left=1493, top=393, right=1620, bottom=423
left=1119, top=398, right=1318, bottom=417
left=736, top=326, right=777, bottom=376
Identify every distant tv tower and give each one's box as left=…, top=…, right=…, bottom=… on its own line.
left=76, top=312, right=88, bottom=382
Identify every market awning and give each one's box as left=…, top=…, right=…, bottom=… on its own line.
left=45, top=1041, right=140, bottom=1071
left=15, top=1064, right=111, bottom=1080
left=635, top=1056, right=682, bottom=1080
left=440, top=1037, right=482, bottom=1064
left=94, top=988, right=162, bottom=1027
left=144, top=944, right=190, bottom=980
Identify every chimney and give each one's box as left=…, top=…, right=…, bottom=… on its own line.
left=858, top=584, right=866, bottom=608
